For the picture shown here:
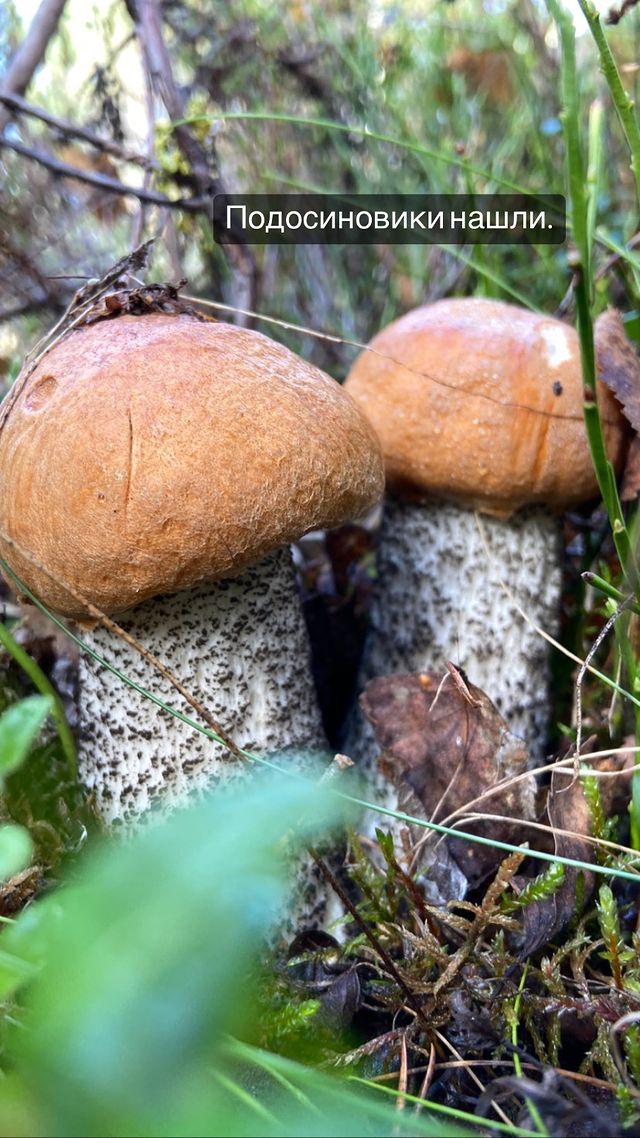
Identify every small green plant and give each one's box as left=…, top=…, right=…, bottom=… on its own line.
left=0, top=695, right=52, bottom=883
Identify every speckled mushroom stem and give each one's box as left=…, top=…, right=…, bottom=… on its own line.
left=78, top=546, right=329, bottom=826
left=346, top=497, right=562, bottom=789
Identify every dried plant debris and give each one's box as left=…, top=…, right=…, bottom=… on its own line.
left=360, top=665, right=537, bottom=888
left=518, top=750, right=633, bottom=957
left=0, top=864, right=42, bottom=917
left=82, top=279, right=206, bottom=323
left=1, top=241, right=209, bottom=439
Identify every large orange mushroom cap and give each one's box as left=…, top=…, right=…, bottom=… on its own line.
left=0, top=313, right=384, bottom=617
left=344, top=297, right=628, bottom=518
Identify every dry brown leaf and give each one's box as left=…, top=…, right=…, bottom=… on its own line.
left=621, top=434, right=640, bottom=501
left=595, top=307, right=640, bottom=436
left=360, top=666, right=537, bottom=888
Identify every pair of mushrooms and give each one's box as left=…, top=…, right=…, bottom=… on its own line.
left=0, top=299, right=630, bottom=842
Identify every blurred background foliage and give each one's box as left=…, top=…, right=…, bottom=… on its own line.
left=1, top=0, right=638, bottom=383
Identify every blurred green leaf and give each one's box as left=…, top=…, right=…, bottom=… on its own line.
left=0, top=824, right=32, bottom=881
left=3, top=773, right=362, bottom=1135
left=0, top=895, right=61, bottom=999
left=0, top=772, right=467, bottom=1136
left=0, top=696, right=52, bottom=783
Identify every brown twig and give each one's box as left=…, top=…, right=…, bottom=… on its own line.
left=307, top=846, right=433, bottom=1035
left=0, top=0, right=67, bottom=134
left=131, top=0, right=260, bottom=313
left=133, top=0, right=215, bottom=196
left=0, top=91, right=155, bottom=167
left=606, top=0, right=640, bottom=24
left=0, top=136, right=209, bottom=212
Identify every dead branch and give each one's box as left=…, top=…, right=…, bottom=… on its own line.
left=0, top=91, right=155, bottom=168
left=606, top=0, right=640, bottom=24
left=0, top=136, right=210, bottom=212
left=131, top=0, right=260, bottom=314
left=0, top=0, right=68, bottom=134
left=133, top=0, right=215, bottom=195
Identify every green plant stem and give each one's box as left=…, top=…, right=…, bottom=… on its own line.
left=511, top=967, right=549, bottom=1137
left=583, top=572, right=640, bottom=616
left=586, top=99, right=604, bottom=254
left=547, top=0, right=637, bottom=587
left=0, top=621, right=76, bottom=777
left=576, top=260, right=636, bottom=586
left=577, top=0, right=640, bottom=206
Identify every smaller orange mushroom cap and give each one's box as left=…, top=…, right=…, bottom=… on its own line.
left=344, top=297, right=629, bottom=519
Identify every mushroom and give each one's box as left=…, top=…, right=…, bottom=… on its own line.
left=0, top=312, right=384, bottom=826
left=343, top=298, right=630, bottom=774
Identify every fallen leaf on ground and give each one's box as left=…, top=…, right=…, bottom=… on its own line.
left=595, top=306, right=640, bottom=435
left=360, top=665, right=537, bottom=888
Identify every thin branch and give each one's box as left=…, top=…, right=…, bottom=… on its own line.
left=0, top=91, right=155, bottom=167
left=0, top=0, right=67, bottom=134
left=131, top=0, right=259, bottom=308
left=0, top=136, right=210, bottom=212
left=133, top=0, right=214, bottom=194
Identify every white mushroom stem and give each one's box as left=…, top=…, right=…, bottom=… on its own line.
left=347, top=496, right=562, bottom=790
left=78, top=546, right=329, bottom=826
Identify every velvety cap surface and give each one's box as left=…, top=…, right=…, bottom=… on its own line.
left=344, top=297, right=627, bottom=517
left=0, top=314, right=384, bottom=616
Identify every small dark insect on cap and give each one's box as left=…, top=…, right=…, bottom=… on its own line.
left=552, top=380, right=563, bottom=396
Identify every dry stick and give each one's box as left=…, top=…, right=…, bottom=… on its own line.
left=443, top=810, right=639, bottom=863
left=0, top=136, right=208, bottom=212
left=610, top=1011, right=640, bottom=1094
left=606, top=0, right=640, bottom=25
left=573, top=594, right=636, bottom=761
left=396, top=1033, right=408, bottom=1115
left=133, top=1, right=258, bottom=310
left=134, top=0, right=212, bottom=193
left=307, top=848, right=434, bottom=1036
left=412, top=1042, right=436, bottom=1118
left=0, top=0, right=67, bottom=134
left=0, top=91, right=156, bottom=167
left=418, top=751, right=640, bottom=866
left=0, top=530, right=244, bottom=761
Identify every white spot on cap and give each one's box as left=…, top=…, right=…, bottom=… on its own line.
left=540, top=323, right=572, bottom=369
